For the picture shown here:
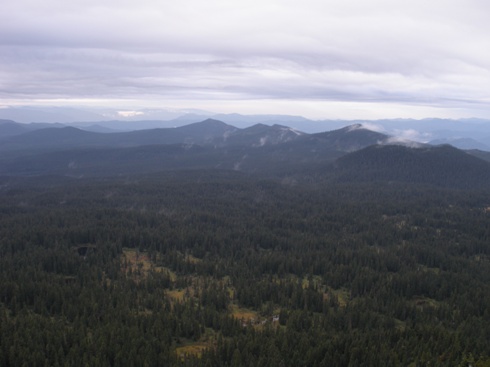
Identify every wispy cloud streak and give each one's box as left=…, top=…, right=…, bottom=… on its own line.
left=1, top=0, right=490, bottom=118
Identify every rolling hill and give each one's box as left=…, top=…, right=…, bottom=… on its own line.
left=333, top=144, right=490, bottom=189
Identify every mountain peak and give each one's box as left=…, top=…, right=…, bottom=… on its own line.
left=312, top=124, right=389, bottom=152
left=345, top=123, right=364, bottom=131
left=176, top=118, right=236, bottom=132
left=200, top=118, right=228, bottom=126
left=217, top=123, right=305, bottom=147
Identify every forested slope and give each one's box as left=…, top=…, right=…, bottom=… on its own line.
left=333, top=144, right=490, bottom=189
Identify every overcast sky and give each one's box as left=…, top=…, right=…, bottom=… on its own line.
left=1, top=0, right=490, bottom=119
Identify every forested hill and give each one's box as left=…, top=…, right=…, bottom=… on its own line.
left=310, top=124, right=390, bottom=152
left=333, top=144, right=490, bottom=189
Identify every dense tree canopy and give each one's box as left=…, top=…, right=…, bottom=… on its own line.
left=1, top=171, right=490, bottom=366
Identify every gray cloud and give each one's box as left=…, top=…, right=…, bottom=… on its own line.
left=1, top=0, right=490, bottom=119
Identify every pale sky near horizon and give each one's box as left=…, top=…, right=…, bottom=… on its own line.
left=1, top=0, right=490, bottom=120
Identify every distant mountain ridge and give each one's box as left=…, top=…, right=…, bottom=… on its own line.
left=0, top=120, right=394, bottom=177
left=0, top=119, right=238, bottom=152
left=0, top=119, right=368, bottom=153
left=3, top=106, right=490, bottom=151
left=1, top=118, right=490, bottom=190
left=0, top=119, right=65, bottom=138
left=430, top=137, right=490, bottom=151
left=3, top=107, right=490, bottom=150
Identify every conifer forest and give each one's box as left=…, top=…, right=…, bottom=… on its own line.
left=1, top=169, right=490, bottom=366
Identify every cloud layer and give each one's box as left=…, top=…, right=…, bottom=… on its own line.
left=2, top=0, right=490, bottom=118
